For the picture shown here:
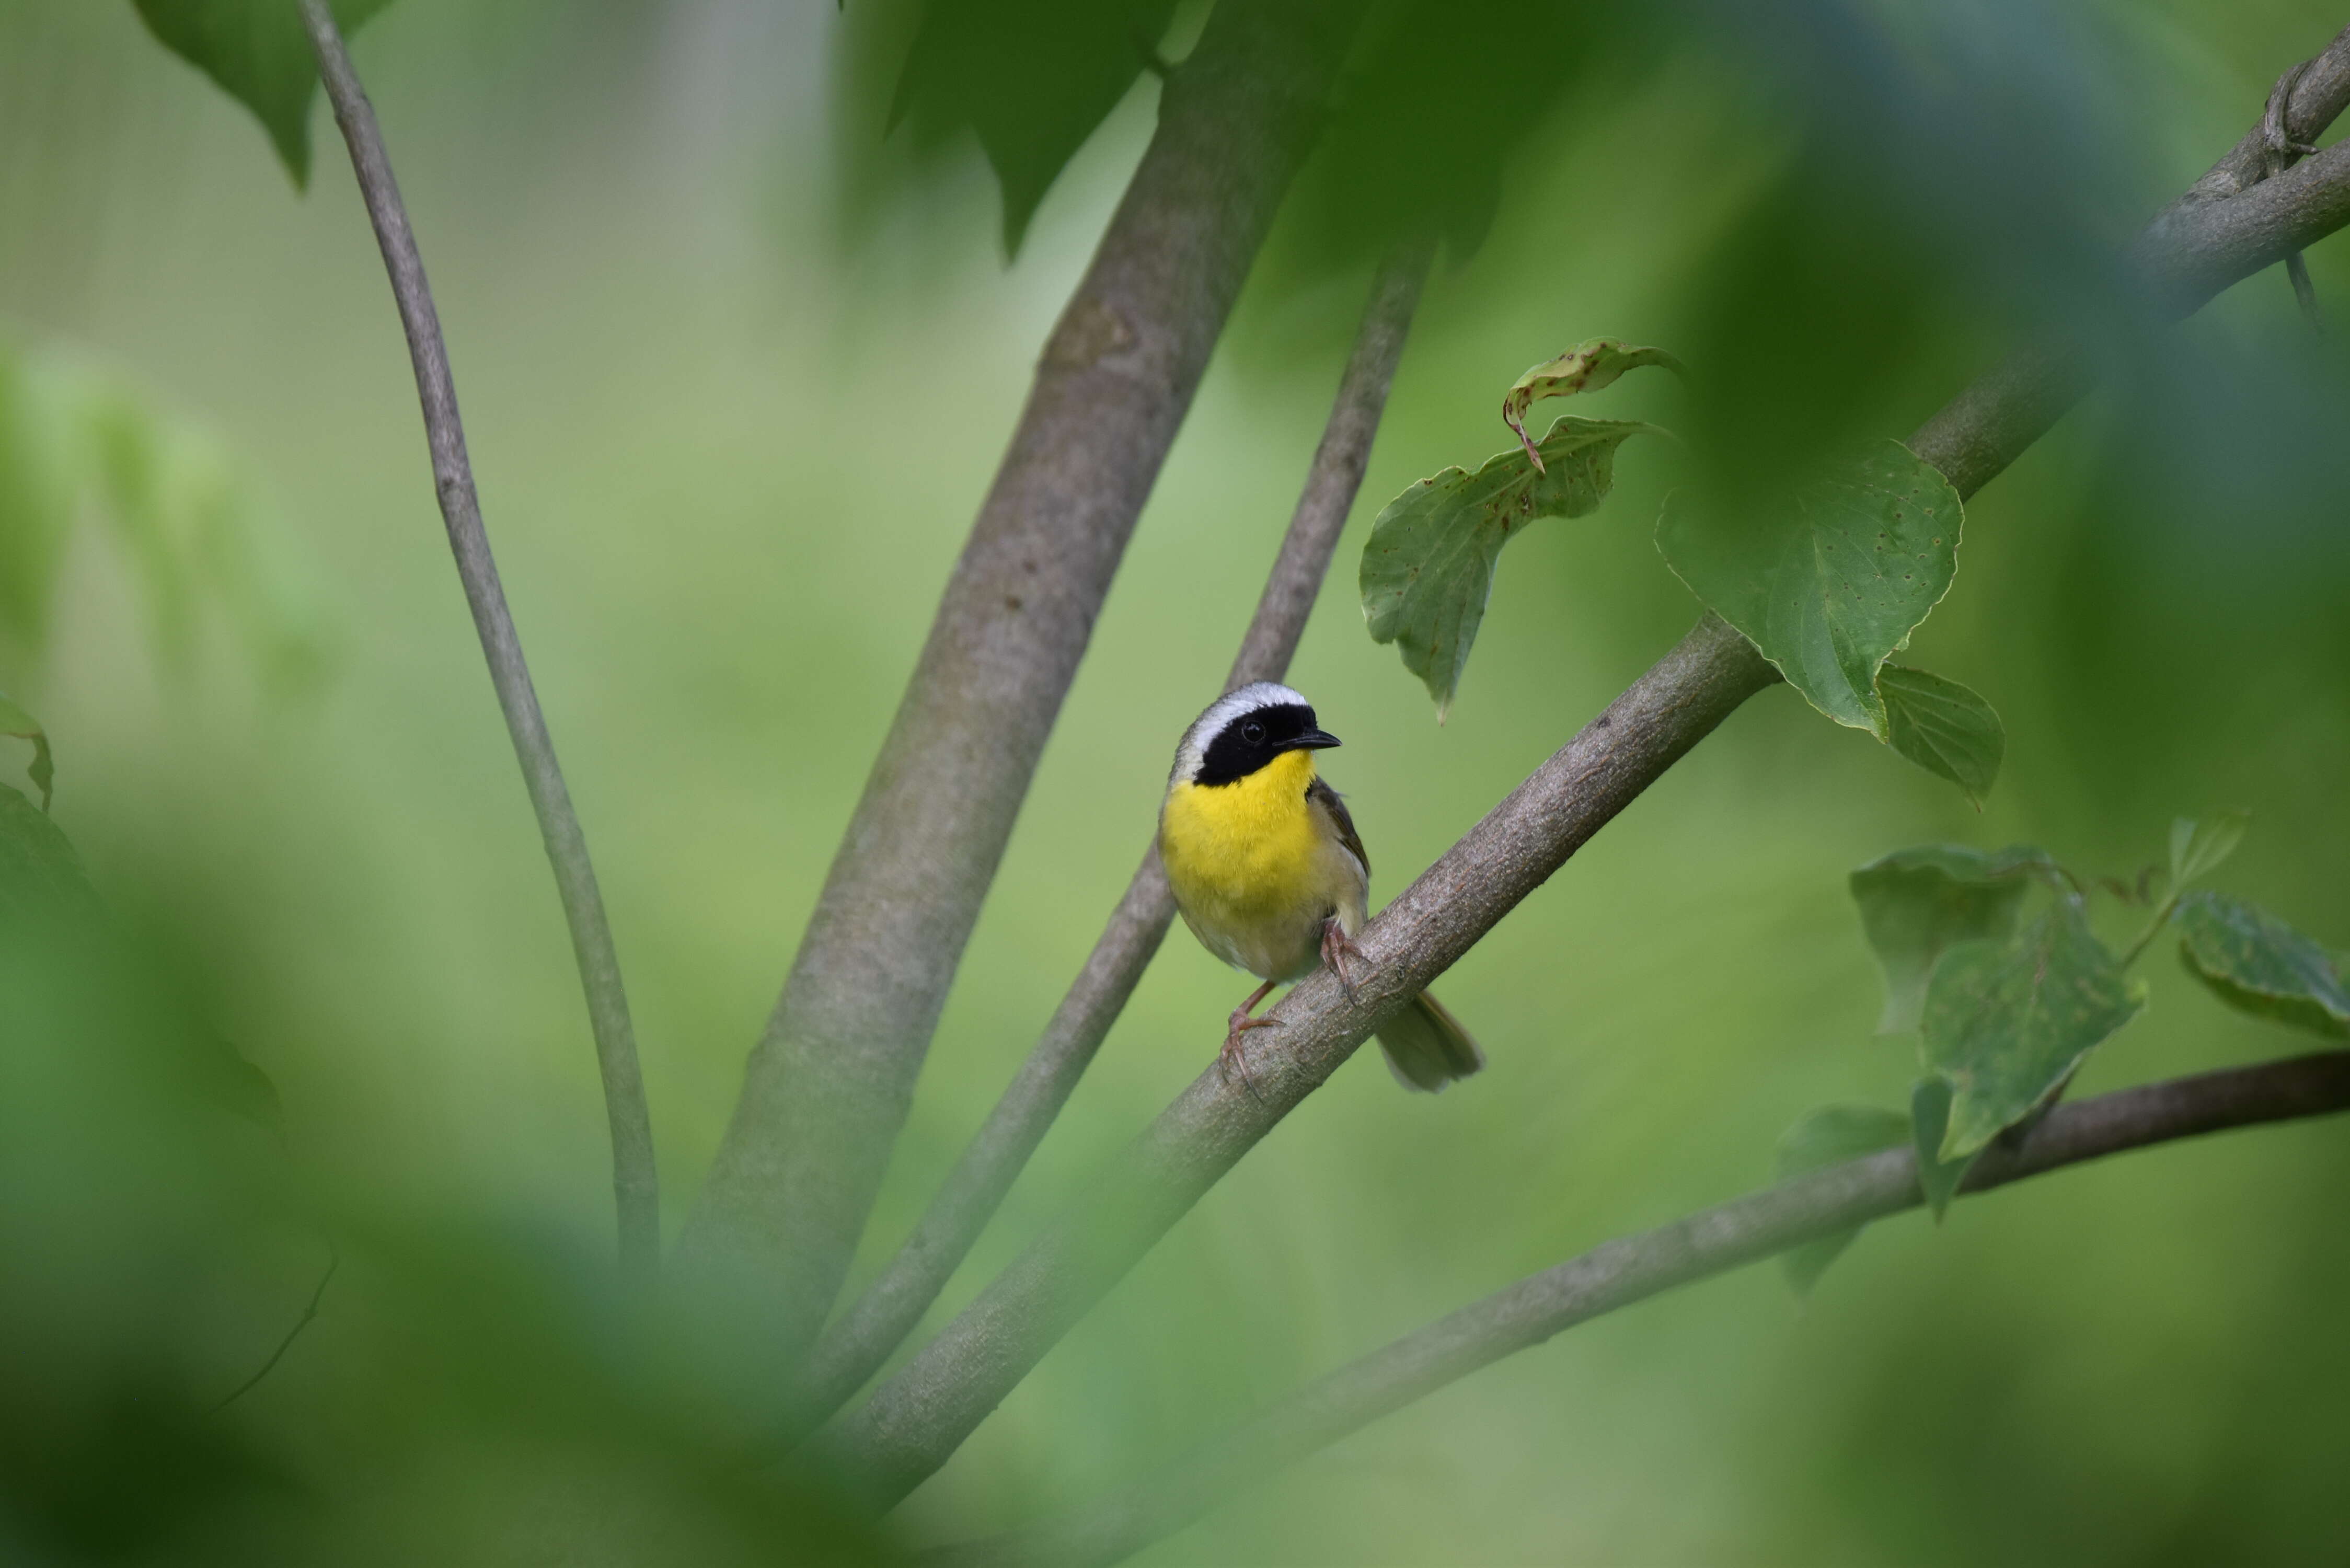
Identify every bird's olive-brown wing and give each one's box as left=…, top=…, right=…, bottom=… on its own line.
left=1305, top=775, right=1369, bottom=880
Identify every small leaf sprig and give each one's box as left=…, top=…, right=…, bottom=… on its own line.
left=1778, top=812, right=2346, bottom=1295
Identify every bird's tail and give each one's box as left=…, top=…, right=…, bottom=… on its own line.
left=1375, top=990, right=1484, bottom=1092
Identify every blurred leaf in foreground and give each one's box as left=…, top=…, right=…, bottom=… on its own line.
left=1774, top=1104, right=1909, bottom=1296
left=2168, top=810, right=2250, bottom=891
left=1878, top=663, right=2005, bottom=807
left=1362, top=417, right=1664, bottom=718
left=1657, top=441, right=1962, bottom=737
left=1500, top=340, right=1684, bottom=469
left=2174, top=891, right=2349, bottom=1040
left=0, top=691, right=53, bottom=811
left=1921, top=900, right=2144, bottom=1162
left=1850, top=844, right=2057, bottom=1034
left=129, top=0, right=398, bottom=186
left=885, top=0, right=1174, bottom=257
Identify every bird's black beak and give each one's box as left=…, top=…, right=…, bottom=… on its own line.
left=1291, top=728, right=1342, bottom=751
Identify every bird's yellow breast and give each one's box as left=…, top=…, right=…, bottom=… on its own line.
left=1160, top=749, right=1362, bottom=982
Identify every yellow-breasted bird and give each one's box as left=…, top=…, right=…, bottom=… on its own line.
left=1157, top=682, right=1484, bottom=1092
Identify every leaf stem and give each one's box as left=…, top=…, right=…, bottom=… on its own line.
left=298, top=1, right=659, bottom=1279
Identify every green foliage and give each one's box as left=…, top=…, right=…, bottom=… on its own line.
left=0, top=691, right=52, bottom=811
left=884, top=0, right=1174, bottom=257
left=0, top=333, right=324, bottom=686
left=2168, top=810, right=2250, bottom=890
left=1849, top=844, right=2055, bottom=1034
left=2174, top=891, right=2350, bottom=1040
left=128, top=0, right=396, bottom=186
left=1656, top=441, right=1963, bottom=740
left=1907, top=1076, right=1979, bottom=1223
left=1774, top=1104, right=1909, bottom=1296
left=1920, top=902, right=2145, bottom=1162
left=1501, top=340, right=1684, bottom=469
left=0, top=782, right=96, bottom=924
left=1362, top=417, right=1664, bottom=718
left=1878, top=664, right=2005, bottom=808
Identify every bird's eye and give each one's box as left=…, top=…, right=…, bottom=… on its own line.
left=1241, top=720, right=1265, bottom=744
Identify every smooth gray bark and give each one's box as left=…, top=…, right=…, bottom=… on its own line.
left=934, top=1050, right=2350, bottom=1568
left=795, top=242, right=1435, bottom=1428
left=299, top=1, right=658, bottom=1276
left=676, top=0, right=1370, bottom=1366
left=826, top=34, right=2350, bottom=1504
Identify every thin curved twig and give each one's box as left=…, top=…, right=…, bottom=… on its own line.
left=211, top=1243, right=340, bottom=1412
left=299, top=3, right=658, bottom=1276
left=930, top=1051, right=2350, bottom=1567
left=793, top=239, right=1435, bottom=1428
left=827, top=34, right=2350, bottom=1504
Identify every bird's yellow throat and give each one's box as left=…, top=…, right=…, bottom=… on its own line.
left=1160, top=747, right=1322, bottom=905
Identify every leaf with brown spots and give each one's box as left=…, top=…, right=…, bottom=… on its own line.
left=1501, top=340, right=1685, bottom=470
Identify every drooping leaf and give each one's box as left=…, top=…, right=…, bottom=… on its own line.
left=2168, top=811, right=2250, bottom=891
left=1920, top=901, right=2145, bottom=1162
left=128, top=0, right=398, bottom=187
left=1773, top=1104, right=1910, bottom=1296
left=1501, top=340, right=1685, bottom=469
left=0, top=692, right=54, bottom=812
left=2174, top=891, right=2350, bottom=1040
left=1849, top=844, right=2059, bottom=1034
left=1657, top=441, right=1963, bottom=737
left=1908, top=1076, right=1981, bottom=1222
left=1362, top=417, right=1664, bottom=719
left=1879, top=664, right=2003, bottom=806
left=886, top=0, right=1176, bottom=257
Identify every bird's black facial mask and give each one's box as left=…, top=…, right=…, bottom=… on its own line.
left=1193, top=703, right=1341, bottom=786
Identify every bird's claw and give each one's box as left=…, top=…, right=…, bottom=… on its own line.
left=1320, top=918, right=1370, bottom=1001
left=1218, top=1012, right=1277, bottom=1103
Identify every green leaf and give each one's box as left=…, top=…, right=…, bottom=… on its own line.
left=1921, top=901, right=2145, bottom=1162
left=1362, top=416, right=1664, bottom=719
left=1501, top=340, right=1685, bottom=469
left=0, top=692, right=54, bottom=812
left=2168, top=811, right=2250, bottom=891
left=1657, top=441, right=1963, bottom=738
left=1773, top=1104, right=1910, bottom=1296
left=2174, top=891, right=2350, bottom=1040
left=886, top=0, right=1175, bottom=257
left=1908, top=1076, right=1981, bottom=1222
left=1849, top=844, right=2058, bottom=1034
left=0, top=782, right=96, bottom=925
left=129, top=0, right=397, bottom=187
left=1879, top=664, right=2004, bottom=806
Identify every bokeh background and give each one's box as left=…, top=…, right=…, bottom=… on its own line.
left=4, top=0, right=2349, bottom=1562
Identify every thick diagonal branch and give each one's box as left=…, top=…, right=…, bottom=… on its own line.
left=935, top=1051, right=2350, bottom=1568
left=675, top=0, right=1367, bottom=1366
left=299, top=2, right=658, bottom=1276
left=828, top=40, right=2350, bottom=1503
left=796, top=241, right=1435, bottom=1427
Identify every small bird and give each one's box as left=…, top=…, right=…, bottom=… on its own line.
left=1157, top=681, right=1483, bottom=1093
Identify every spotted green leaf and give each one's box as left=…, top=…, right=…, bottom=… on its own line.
left=2168, top=811, right=2250, bottom=891
left=1921, top=901, right=2145, bottom=1162
left=2174, top=891, right=2349, bottom=1040
left=1908, top=1076, right=1981, bottom=1222
left=1362, top=416, right=1664, bottom=719
left=1850, top=844, right=2059, bottom=1034
left=1774, top=1104, right=1910, bottom=1296
left=1879, top=664, right=2003, bottom=806
left=129, top=0, right=398, bottom=186
left=0, top=693, right=53, bottom=813
left=1501, top=340, right=1685, bottom=469
left=1657, top=441, right=1962, bottom=737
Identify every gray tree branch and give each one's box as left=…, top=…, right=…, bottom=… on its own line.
left=298, top=2, right=658, bottom=1277
left=794, top=240, right=1436, bottom=1430
left=932, top=1050, right=2350, bottom=1568
left=825, top=32, right=2350, bottom=1504
left=674, top=0, right=1370, bottom=1369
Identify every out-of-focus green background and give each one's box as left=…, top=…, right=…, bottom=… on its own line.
left=4, top=0, right=2348, bottom=1562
